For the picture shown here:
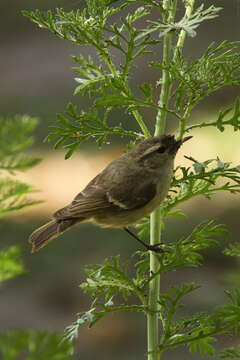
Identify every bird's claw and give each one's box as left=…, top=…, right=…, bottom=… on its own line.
left=146, top=243, right=164, bottom=254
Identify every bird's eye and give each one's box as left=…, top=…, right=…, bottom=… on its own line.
left=156, top=146, right=166, bottom=154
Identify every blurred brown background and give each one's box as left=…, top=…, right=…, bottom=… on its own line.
left=0, top=0, right=240, bottom=359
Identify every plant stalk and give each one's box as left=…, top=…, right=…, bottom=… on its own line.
left=147, top=1, right=177, bottom=359
left=174, top=0, right=196, bottom=55
left=176, top=0, right=196, bottom=139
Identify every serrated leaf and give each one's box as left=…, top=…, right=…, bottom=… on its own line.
left=0, top=247, right=25, bottom=283
left=166, top=209, right=187, bottom=218
left=0, top=115, right=38, bottom=160
left=0, top=178, right=42, bottom=216
left=0, top=154, right=41, bottom=173
left=220, top=347, right=240, bottom=359
left=0, top=330, right=73, bottom=359
left=96, top=94, right=133, bottom=107
left=74, top=73, right=112, bottom=95
left=187, top=97, right=240, bottom=132
left=188, top=334, right=216, bottom=356
left=223, top=243, right=240, bottom=257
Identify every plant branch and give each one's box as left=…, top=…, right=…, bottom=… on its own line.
left=175, top=0, right=196, bottom=139
left=148, top=1, right=178, bottom=359
left=160, top=323, right=233, bottom=352
left=174, top=0, right=196, bottom=55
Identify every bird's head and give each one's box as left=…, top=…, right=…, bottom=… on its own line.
left=131, top=135, right=192, bottom=170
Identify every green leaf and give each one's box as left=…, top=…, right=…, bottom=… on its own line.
left=166, top=209, right=187, bottom=218
left=176, top=4, right=222, bottom=38
left=0, top=115, right=42, bottom=216
left=0, top=154, right=41, bottom=173
left=188, top=332, right=216, bottom=356
left=0, top=330, right=73, bottom=359
left=186, top=97, right=240, bottom=132
left=220, top=346, right=240, bottom=359
left=80, top=255, right=140, bottom=301
left=144, top=5, right=221, bottom=39
left=0, top=247, right=24, bottom=283
left=64, top=252, right=150, bottom=340
left=223, top=243, right=240, bottom=257
left=163, top=157, right=240, bottom=216
left=157, top=41, right=240, bottom=113
left=159, top=221, right=227, bottom=272
left=46, top=104, right=138, bottom=158
left=64, top=303, right=144, bottom=341
left=0, top=178, right=42, bottom=217
left=0, top=115, right=39, bottom=171
left=96, top=94, right=134, bottom=107
left=159, top=283, right=201, bottom=317
left=72, top=55, right=114, bottom=96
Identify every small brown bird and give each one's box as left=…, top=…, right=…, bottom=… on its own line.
left=29, top=135, right=192, bottom=253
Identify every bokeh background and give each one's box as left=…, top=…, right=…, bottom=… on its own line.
left=0, top=0, right=240, bottom=359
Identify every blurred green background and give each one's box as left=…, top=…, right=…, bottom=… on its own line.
left=0, top=0, right=240, bottom=359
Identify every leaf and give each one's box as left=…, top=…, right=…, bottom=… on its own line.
left=96, top=94, right=134, bottom=107
left=158, top=41, right=240, bottom=112
left=0, top=115, right=39, bottom=167
left=0, top=115, right=41, bottom=217
left=223, top=243, right=240, bottom=257
left=143, top=4, right=222, bottom=39
left=158, top=221, right=227, bottom=272
left=72, top=55, right=114, bottom=96
left=64, top=302, right=144, bottom=341
left=80, top=255, right=139, bottom=301
left=163, top=157, right=240, bottom=217
left=159, top=283, right=201, bottom=316
left=220, top=346, right=240, bottom=359
left=139, top=83, right=153, bottom=103
left=0, top=330, right=73, bottom=359
left=186, top=97, right=240, bottom=132
left=188, top=332, right=216, bottom=356
left=0, top=247, right=25, bottom=283
left=176, top=4, right=222, bottom=38
left=166, top=209, right=187, bottom=218
left=46, top=104, right=138, bottom=158
left=0, top=178, right=42, bottom=217
left=63, top=251, right=152, bottom=340
left=0, top=154, right=41, bottom=173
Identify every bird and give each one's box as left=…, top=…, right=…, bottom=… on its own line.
left=29, top=134, right=192, bottom=253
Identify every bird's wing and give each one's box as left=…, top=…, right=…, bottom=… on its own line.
left=53, top=172, right=156, bottom=219
left=54, top=178, right=156, bottom=219
left=106, top=181, right=156, bottom=210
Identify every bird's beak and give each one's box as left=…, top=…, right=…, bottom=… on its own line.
left=170, top=135, right=193, bottom=153
left=175, top=135, right=193, bottom=147
left=181, top=135, right=193, bottom=144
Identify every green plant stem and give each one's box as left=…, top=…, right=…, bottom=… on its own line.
left=132, top=108, right=151, bottom=137
left=177, top=103, right=193, bottom=139
left=148, top=208, right=162, bottom=360
left=174, top=0, right=196, bottom=55
left=154, top=33, right=173, bottom=135
left=148, top=1, right=177, bottom=359
left=175, top=0, right=196, bottom=139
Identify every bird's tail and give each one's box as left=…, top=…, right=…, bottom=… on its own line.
left=29, top=217, right=84, bottom=253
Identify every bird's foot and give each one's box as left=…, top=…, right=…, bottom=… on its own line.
left=124, top=227, right=164, bottom=254
left=146, top=243, right=164, bottom=254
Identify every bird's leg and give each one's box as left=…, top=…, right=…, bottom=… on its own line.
left=123, top=227, right=164, bottom=254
